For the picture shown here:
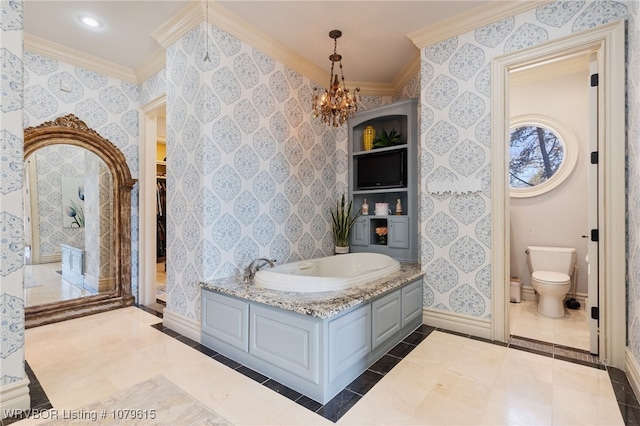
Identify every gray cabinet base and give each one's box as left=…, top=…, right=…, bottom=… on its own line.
left=201, top=279, right=423, bottom=404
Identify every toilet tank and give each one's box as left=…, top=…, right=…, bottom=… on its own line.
left=527, top=246, right=577, bottom=275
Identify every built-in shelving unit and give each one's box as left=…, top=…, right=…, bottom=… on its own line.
left=348, top=98, right=418, bottom=262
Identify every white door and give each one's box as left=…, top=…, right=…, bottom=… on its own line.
left=587, top=53, right=599, bottom=355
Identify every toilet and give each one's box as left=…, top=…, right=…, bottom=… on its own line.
left=526, top=245, right=577, bottom=318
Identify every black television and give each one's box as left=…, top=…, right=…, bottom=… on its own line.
left=355, top=149, right=407, bottom=190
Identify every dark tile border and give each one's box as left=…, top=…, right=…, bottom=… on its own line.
left=509, top=334, right=601, bottom=368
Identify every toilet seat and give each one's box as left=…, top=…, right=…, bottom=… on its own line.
left=532, top=270, right=570, bottom=285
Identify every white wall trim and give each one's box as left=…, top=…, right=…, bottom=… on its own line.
left=163, top=308, right=201, bottom=342
left=423, top=308, right=492, bottom=340
left=0, top=378, right=30, bottom=420
left=408, top=1, right=550, bottom=49
left=491, top=21, right=627, bottom=368
left=150, top=0, right=404, bottom=95
left=626, top=347, right=640, bottom=404
left=24, top=34, right=136, bottom=84
left=26, top=1, right=416, bottom=93
left=139, top=96, right=166, bottom=307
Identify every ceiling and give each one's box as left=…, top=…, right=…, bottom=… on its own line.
left=23, top=1, right=492, bottom=86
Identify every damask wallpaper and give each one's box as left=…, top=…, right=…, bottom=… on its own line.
left=419, top=0, right=628, bottom=319
left=0, top=0, right=26, bottom=390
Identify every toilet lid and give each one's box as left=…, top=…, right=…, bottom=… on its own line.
left=532, top=271, right=570, bottom=284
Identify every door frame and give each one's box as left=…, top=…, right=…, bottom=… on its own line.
left=491, top=21, right=626, bottom=368
left=139, top=95, right=166, bottom=306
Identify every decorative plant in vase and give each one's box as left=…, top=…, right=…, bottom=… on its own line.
left=331, top=193, right=361, bottom=254
left=373, top=128, right=403, bottom=148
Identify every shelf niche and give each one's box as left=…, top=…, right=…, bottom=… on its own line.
left=348, top=99, right=418, bottom=263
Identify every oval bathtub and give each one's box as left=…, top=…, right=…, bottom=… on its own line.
left=254, top=252, right=400, bottom=292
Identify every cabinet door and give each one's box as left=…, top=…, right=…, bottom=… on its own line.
left=388, top=216, right=409, bottom=249
left=371, top=290, right=401, bottom=351
left=250, top=304, right=320, bottom=383
left=351, top=217, right=369, bottom=246
left=201, top=290, right=249, bottom=352
left=328, top=304, right=371, bottom=382
left=402, top=279, right=423, bottom=328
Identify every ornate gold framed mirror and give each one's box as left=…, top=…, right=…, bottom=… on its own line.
left=24, top=114, right=136, bottom=328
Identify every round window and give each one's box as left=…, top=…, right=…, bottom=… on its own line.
left=509, top=115, right=578, bottom=198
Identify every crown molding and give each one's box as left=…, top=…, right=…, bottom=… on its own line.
left=391, top=52, right=420, bottom=95
left=349, top=81, right=395, bottom=97
left=408, top=1, right=551, bottom=49
left=151, top=0, right=330, bottom=91
left=207, top=1, right=329, bottom=89
left=135, top=47, right=166, bottom=83
left=151, top=1, right=202, bottom=49
left=24, top=33, right=137, bottom=83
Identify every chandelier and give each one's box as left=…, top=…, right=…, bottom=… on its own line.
left=312, top=30, right=360, bottom=127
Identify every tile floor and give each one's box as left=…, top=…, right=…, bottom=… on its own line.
left=7, top=306, right=639, bottom=425
left=24, top=262, right=91, bottom=307
left=510, top=299, right=590, bottom=352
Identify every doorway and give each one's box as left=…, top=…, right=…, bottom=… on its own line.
left=507, top=54, right=592, bottom=353
left=491, top=21, right=626, bottom=368
left=139, top=96, right=167, bottom=308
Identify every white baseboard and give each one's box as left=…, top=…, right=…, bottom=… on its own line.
left=625, top=347, right=640, bottom=403
left=163, top=308, right=201, bottom=342
left=423, top=308, right=492, bottom=340
left=0, top=378, right=30, bottom=419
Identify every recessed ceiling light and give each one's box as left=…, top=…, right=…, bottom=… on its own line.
left=78, top=15, right=102, bottom=28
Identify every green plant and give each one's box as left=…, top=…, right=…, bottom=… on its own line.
left=331, top=193, right=361, bottom=247
left=373, top=128, right=402, bottom=148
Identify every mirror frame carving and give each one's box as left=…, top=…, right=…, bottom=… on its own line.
left=24, top=114, right=136, bottom=328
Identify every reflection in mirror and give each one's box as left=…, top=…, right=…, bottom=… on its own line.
left=24, top=114, right=135, bottom=328
left=24, top=144, right=114, bottom=307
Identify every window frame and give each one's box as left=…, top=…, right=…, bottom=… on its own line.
left=508, top=114, right=579, bottom=198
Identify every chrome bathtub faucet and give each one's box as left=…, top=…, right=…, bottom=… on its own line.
left=243, top=258, right=276, bottom=283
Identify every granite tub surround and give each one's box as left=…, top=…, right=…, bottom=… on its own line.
left=200, top=262, right=423, bottom=319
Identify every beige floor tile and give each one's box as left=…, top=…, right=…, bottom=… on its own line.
left=446, top=338, right=508, bottom=385
left=499, top=347, right=554, bottom=383
left=22, top=307, right=626, bottom=426
left=553, top=358, right=618, bottom=400
left=481, top=399, right=552, bottom=426
left=510, top=300, right=590, bottom=351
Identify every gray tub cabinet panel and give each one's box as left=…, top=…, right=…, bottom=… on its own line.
left=250, top=304, right=320, bottom=384
left=402, top=279, right=423, bottom=328
left=371, top=290, right=401, bottom=351
left=202, top=290, right=249, bottom=351
left=201, top=277, right=423, bottom=404
left=328, top=304, right=371, bottom=383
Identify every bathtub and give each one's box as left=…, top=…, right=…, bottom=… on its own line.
left=254, top=252, right=401, bottom=292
